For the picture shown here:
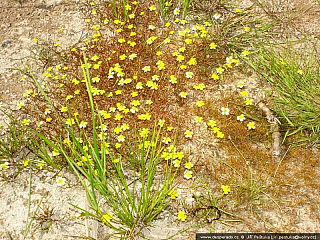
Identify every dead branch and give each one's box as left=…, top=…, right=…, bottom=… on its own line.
left=258, top=102, right=281, bottom=161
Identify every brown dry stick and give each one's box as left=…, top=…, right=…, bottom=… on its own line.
left=258, top=102, right=282, bottom=160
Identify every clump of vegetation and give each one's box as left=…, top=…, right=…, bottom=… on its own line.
left=247, top=43, right=320, bottom=145
left=1, top=0, right=306, bottom=237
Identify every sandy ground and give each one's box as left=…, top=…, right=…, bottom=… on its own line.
left=0, top=0, right=319, bottom=239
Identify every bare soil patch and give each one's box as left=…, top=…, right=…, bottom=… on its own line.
left=0, top=0, right=319, bottom=239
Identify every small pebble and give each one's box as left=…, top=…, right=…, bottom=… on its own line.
left=1, top=39, right=13, bottom=48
